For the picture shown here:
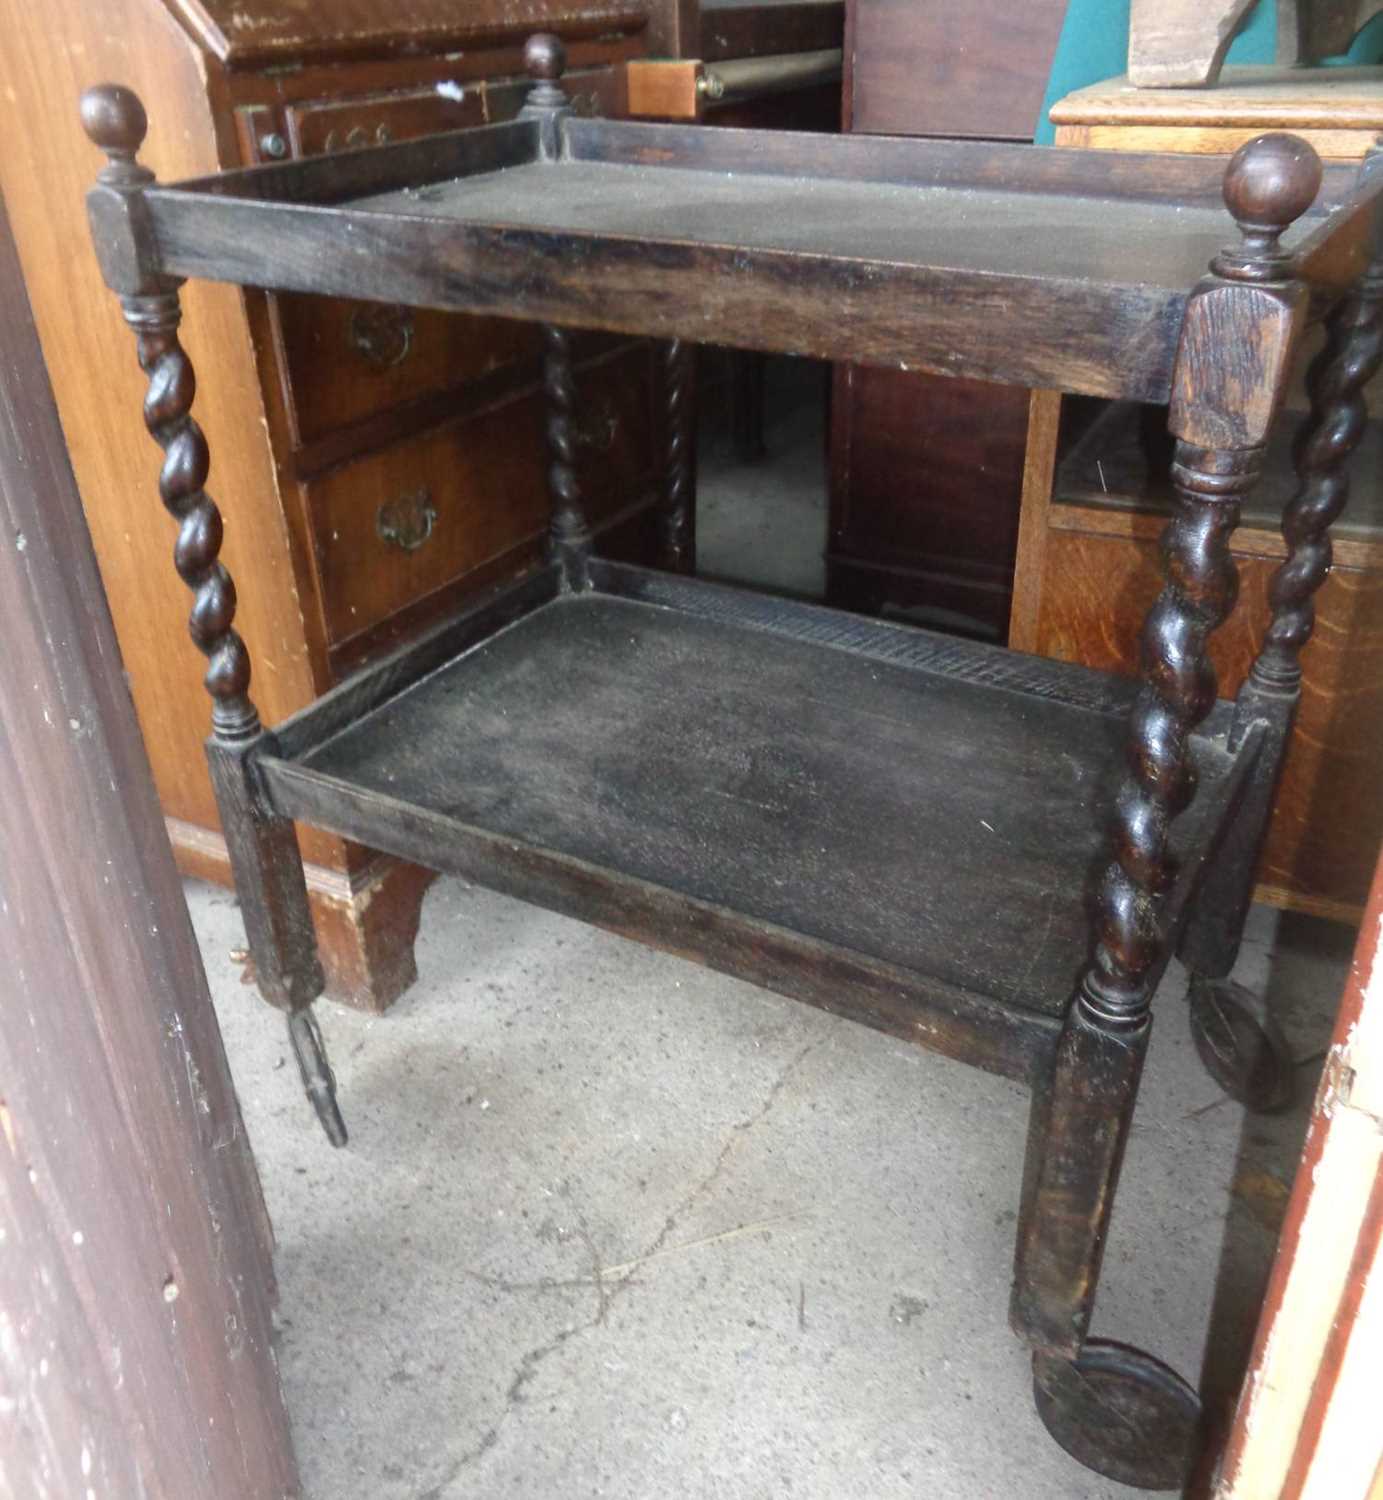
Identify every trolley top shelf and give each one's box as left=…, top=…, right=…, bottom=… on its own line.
left=124, top=114, right=1379, bottom=403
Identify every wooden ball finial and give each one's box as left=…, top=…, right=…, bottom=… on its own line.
left=524, top=32, right=567, bottom=84
left=1223, top=132, right=1322, bottom=231
left=80, top=84, right=148, bottom=160
left=1215, top=132, right=1322, bottom=282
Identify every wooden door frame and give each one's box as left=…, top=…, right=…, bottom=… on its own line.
left=0, top=186, right=299, bottom=1497
left=1216, top=839, right=1383, bottom=1499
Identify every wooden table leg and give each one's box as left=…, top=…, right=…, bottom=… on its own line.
left=81, top=84, right=346, bottom=1146
left=1181, top=253, right=1383, bottom=1111
left=1013, top=134, right=1322, bottom=1489
left=662, top=337, right=698, bottom=572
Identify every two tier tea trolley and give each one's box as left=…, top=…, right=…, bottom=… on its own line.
left=80, top=35, right=1383, bottom=1488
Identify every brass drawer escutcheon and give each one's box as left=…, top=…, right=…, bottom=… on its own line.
left=349, top=304, right=415, bottom=369
left=376, top=488, right=437, bottom=552
left=575, top=394, right=620, bottom=454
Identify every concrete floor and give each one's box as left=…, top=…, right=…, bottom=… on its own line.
left=193, top=369, right=1355, bottom=1497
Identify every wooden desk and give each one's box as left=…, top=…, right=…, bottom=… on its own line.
left=0, top=0, right=668, bottom=1009
left=1012, top=67, right=1383, bottom=921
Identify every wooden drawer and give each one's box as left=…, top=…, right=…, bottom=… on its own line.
left=285, top=85, right=486, bottom=156
left=269, top=71, right=625, bottom=456
left=285, top=86, right=486, bottom=158
left=271, top=86, right=525, bottom=453
left=310, top=342, right=656, bottom=646
left=1031, top=520, right=1383, bottom=919
left=276, top=296, right=538, bottom=452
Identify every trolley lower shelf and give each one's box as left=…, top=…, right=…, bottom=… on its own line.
left=259, top=560, right=1257, bottom=1082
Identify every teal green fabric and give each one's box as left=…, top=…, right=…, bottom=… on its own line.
left=1034, top=0, right=1383, bottom=145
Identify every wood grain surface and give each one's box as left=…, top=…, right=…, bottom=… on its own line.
left=166, top=0, right=650, bottom=65
left=1052, top=66, right=1383, bottom=132
left=844, top=0, right=1066, bottom=139
left=0, top=0, right=322, bottom=837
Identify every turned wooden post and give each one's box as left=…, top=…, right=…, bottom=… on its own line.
left=81, top=85, right=346, bottom=1146
left=1252, top=261, right=1383, bottom=697
left=519, top=30, right=571, bottom=158
left=1013, top=134, right=1321, bottom=1356
left=1181, top=233, right=1383, bottom=983
left=662, top=338, right=698, bottom=571
left=521, top=35, right=595, bottom=591
left=540, top=323, right=593, bottom=589
left=1085, top=132, right=1319, bottom=1036
left=79, top=89, right=253, bottom=740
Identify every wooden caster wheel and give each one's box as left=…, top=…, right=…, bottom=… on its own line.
left=1188, top=976, right=1295, bottom=1114
left=1033, top=1339, right=1202, bottom=1490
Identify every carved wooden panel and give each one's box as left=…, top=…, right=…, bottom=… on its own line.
left=309, top=342, right=656, bottom=645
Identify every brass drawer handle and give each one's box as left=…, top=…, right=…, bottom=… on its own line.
left=350, top=304, right=414, bottom=369
left=376, top=488, right=437, bottom=552
left=575, top=395, right=619, bottom=454
left=323, top=122, right=393, bottom=152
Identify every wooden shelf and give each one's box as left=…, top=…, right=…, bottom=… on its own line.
left=260, top=560, right=1254, bottom=1080
left=141, top=116, right=1371, bottom=402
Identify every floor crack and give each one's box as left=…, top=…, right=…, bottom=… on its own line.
left=633, top=1039, right=818, bottom=1278
left=429, top=1039, right=818, bottom=1495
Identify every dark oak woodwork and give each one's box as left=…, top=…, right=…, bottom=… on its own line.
left=1254, top=256, right=1383, bottom=693
left=78, top=58, right=1381, bottom=1485
left=1013, top=137, right=1324, bottom=1384
left=1016, top=109, right=1383, bottom=924
left=543, top=323, right=594, bottom=585
left=1181, top=247, right=1383, bottom=977
left=83, top=86, right=347, bottom=1143
left=130, top=120, right=1363, bottom=405
left=661, top=337, right=697, bottom=569
left=31, top=3, right=668, bottom=1016
left=80, top=87, right=255, bottom=739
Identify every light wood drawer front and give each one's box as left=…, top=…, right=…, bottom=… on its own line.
left=311, top=343, right=655, bottom=644
left=277, top=295, right=539, bottom=451
left=273, top=86, right=531, bottom=454
left=270, top=72, right=625, bottom=454
left=1034, top=527, right=1383, bottom=918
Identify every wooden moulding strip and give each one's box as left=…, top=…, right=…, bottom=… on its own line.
left=590, top=558, right=1149, bottom=716
left=145, top=193, right=1188, bottom=401
left=564, top=114, right=1238, bottom=205
left=158, top=117, right=540, bottom=205
left=259, top=755, right=1062, bottom=1084
left=1046, top=498, right=1383, bottom=569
